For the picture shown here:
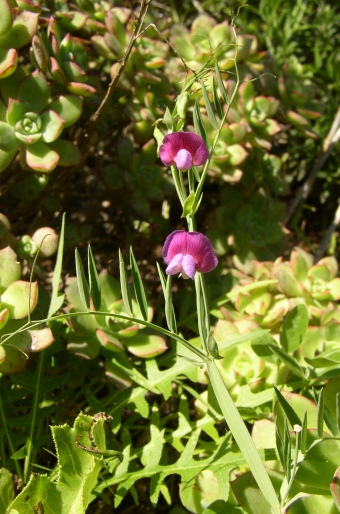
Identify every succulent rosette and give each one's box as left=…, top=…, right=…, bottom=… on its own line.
left=0, top=70, right=82, bottom=172
left=162, top=230, right=218, bottom=279
left=159, top=132, right=209, bottom=170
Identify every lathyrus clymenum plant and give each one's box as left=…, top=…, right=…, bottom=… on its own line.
left=0, top=0, right=39, bottom=79
left=65, top=268, right=167, bottom=388
left=0, top=69, right=82, bottom=172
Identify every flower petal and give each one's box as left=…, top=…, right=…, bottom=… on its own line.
left=182, top=254, right=196, bottom=279
left=175, top=148, right=193, bottom=170
left=166, top=253, right=183, bottom=275
left=159, top=132, right=209, bottom=168
left=162, top=230, right=218, bottom=276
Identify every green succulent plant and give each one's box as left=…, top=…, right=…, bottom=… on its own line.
left=0, top=244, right=54, bottom=373
left=0, top=0, right=40, bottom=79
left=0, top=69, right=82, bottom=171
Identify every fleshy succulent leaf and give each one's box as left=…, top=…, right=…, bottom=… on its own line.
left=26, top=141, right=59, bottom=172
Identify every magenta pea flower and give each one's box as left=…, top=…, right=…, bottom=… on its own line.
left=159, top=132, right=209, bottom=170
left=162, top=230, right=218, bottom=279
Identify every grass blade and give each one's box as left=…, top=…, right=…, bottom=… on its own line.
left=274, top=387, right=302, bottom=428
left=75, top=248, right=90, bottom=310
left=130, top=247, right=148, bottom=321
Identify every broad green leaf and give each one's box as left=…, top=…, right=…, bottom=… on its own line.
left=75, top=248, right=90, bottom=310
left=0, top=467, right=14, bottom=512
left=88, top=245, right=101, bottom=311
left=119, top=249, right=133, bottom=316
left=129, top=247, right=148, bottom=321
left=200, top=80, right=218, bottom=129
left=280, top=304, right=309, bottom=352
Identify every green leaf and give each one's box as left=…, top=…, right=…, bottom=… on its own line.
left=75, top=248, right=90, bottom=310
left=200, top=80, right=218, bottom=129
left=193, top=100, right=207, bottom=145
left=48, top=213, right=65, bottom=317
left=280, top=304, right=309, bottom=352
left=165, top=275, right=177, bottom=333
left=88, top=245, right=101, bottom=311
left=274, top=387, right=302, bottom=429
left=269, top=344, right=306, bottom=379
left=215, top=62, right=229, bottom=104
left=119, top=249, right=133, bottom=317
left=207, top=360, right=281, bottom=514
left=0, top=467, right=14, bottom=512
left=212, top=77, right=223, bottom=119
left=316, top=388, right=324, bottom=438
left=25, top=141, right=59, bottom=173
left=129, top=247, right=148, bottom=321
left=163, top=107, right=174, bottom=132
left=181, top=189, right=196, bottom=217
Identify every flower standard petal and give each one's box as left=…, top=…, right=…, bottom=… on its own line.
left=162, top=230, right=188, bottom=264
left=182, top=254, right=196, bottom=279
left=186, top=232, right=218, bottom=273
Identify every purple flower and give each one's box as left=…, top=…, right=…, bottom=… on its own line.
left=162, top=230, right=218, bottom=279
left=159, top=132, right=209, bottom=170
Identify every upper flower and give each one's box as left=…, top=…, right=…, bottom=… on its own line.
left=159, top=132, right=209, bottom=170
left=162, top=230, right=218, bottom=279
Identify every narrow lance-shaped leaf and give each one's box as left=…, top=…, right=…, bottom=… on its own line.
left=316, top=387, right=324, bottom=438
left=75, top=248, right=90, bottom=310
left=130, top=247, right=148, bottom=321
left=269, top=343, right=305, bottom=380
left=283, top=418, right=291, bottom=483
left=207, top=360, right=281, bottom=514
left=212, top=77, right=223, bottom=120
left=193, top=100, right=207, bottom=145
left=165, top=275, right=177, bottom=334
left=274, top=387, right=302, bottom=428
left=300, top=411, right=308, bottom=455
left=48, top=213, right=65, bottom=317
left=156, top=262, right=177, bottom=334
left=119, top=249, right=133, bottom=317
left=215, top=62, right=229, bottom=104
left=88, top=245, right=101, bottom=311
left=200, top=80, right=218, bottom=129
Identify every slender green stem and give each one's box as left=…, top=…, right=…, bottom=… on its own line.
left=0, top=378, right=22, bottom=479
left=23, top=350, right=45, bottom=483
left=171, top=165, right=186, bottom=206
left=0, top=311, right=208, bottom=362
